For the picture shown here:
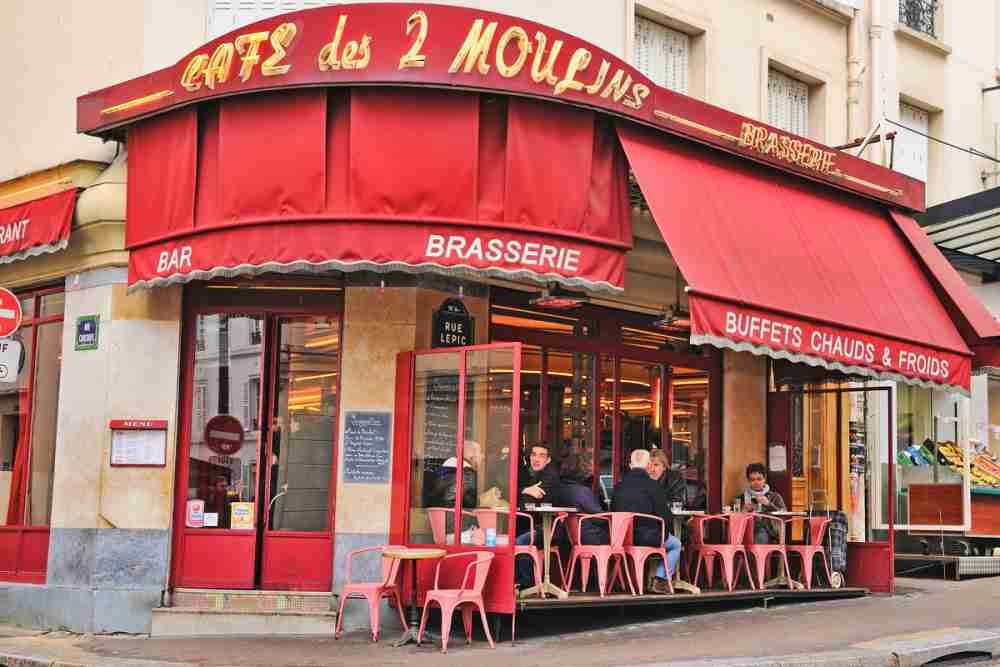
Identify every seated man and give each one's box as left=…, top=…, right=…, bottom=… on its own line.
left=515, top=443, right=560, bottom=588
left=612, top=449, right=679, bottom=595
left=742, top=462, right=786, bottom=544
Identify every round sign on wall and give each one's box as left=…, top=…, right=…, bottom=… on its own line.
left=204, top=415, right=245, bottom=456
left=0, top=288, right=22, bottom=338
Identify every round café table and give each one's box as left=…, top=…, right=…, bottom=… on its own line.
left=518, top=505, right=576, bottom=599
left=383, top=546, right=446, bottom=647
left=672, top=510, right=705, bottom=594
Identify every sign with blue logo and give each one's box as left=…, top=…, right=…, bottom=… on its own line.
left=75, top=315, right=99, bottom=351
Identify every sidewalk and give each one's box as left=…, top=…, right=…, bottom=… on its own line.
left=1, top=577, right=998, bottom=666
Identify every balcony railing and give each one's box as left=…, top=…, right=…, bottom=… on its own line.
left=899, top=0, right=938, bottom=39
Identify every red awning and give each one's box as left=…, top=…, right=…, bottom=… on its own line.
left=0, top=189, right=75, bottom=265
left=618, top=122, right=972, bottom=392
left=126, top=89, right=631, bottom=294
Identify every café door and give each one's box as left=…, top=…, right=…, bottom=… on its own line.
left=174, top=311, right=341, bottom=591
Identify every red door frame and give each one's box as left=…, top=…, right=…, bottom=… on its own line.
left=389, top=343, right=522, bottom=614
left=0, top=285, right=63, bottom=584
left=767, top=385, right=895, bottom=592
left=170, top=285, right=344, bottom=591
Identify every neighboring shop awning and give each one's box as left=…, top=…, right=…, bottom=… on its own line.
left=0, top=189, right=75, bottom=264
left=618, top=122, right=972, bottom=392
left=125, top=89, right=632, bottom=294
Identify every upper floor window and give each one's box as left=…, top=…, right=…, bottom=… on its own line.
left=208, top=0, right=336, bottom=39
left=767, top=69, right=809, bottom=136
left=895, top=102, right=929, bottom=182
left=634, top=16, right=690, bottom=94
left=899, top=0, right=939, bottom=39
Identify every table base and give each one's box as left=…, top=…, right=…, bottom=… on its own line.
left=519, top=581, right=569, bottom=599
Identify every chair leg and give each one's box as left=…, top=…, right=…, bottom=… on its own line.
left=781, top=552, right=793, bottom=590
left=801, top=552, right=815, bottom=590
left=462, top=604, right=474, bottom=644
left=692, top=552, right=703, bottom=588
left=596, top=555, right=610, bottom=597
left=752, top=553, right=767, bottom=590
left=439, top=601, right=457, bottom=654
left=334, top=594, right=347, bottom=639
left=631, top=554, right=647, bottom=595
left=819, top=553, right=833, bottom=587
left=739, top=554, right=756, bottom=590
left=580, top=557, right=593, bottom=594
left=704, top=553, right=717, bottom=588
left=367, top=593, right=381, bottom=642
left=478, top=602, right=496, bottom=649
left=417, top=599, right=433, bottom=646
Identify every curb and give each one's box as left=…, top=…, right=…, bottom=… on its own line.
left=645, top=627, right=1000, bottom=667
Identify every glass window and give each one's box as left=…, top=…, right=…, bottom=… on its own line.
left=0, top=287, right=63, bottom=530
left=410, top=351, right=462, bottom=544
left=768, top=68, right=809, bottom=136
left=670, top=367, right=709, bottom=510
left=619, top=359, right=664, bottom=473
left=634, top=16, right=690, bottom=94
left=896, top=103, right=930, bottom=182
left=546, top=349, right=594, bottom=483
left=187, top=314, right=264, bottom=530
left=885, top=384, right=965, bottom=527
left=266, top=317, right=339, bottom=532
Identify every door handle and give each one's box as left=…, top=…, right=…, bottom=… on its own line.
left=268, top=483, right=289, bottom=516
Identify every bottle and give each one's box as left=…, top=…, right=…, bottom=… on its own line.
left=485, top=528, right=497, bottom=547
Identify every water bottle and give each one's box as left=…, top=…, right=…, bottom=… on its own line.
left=485, top=528, right=497, bottom=547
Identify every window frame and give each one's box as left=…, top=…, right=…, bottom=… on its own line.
left=0, top=284, right=65, bottom=584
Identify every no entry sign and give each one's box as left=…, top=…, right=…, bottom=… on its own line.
left=204, top=415, right=244, bottom=456
left=0, top=288, right=21, bottom=338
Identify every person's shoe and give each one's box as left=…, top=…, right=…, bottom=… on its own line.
left=650, top=577, right=671, bottom=595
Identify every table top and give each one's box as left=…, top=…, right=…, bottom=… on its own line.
left=673, top=510, right=706, bottom=516
left=767, top=511, right=808, bottom=516
left=383, top=547, right=447, bottom=560
left=522, top=505, right=577, bottom=513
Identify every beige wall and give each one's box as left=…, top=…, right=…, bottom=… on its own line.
left=49, top=281, right=183, bottom=530
left=721, top=351, right=767, bottom=504
left=0, top=1, right=208, bottom=183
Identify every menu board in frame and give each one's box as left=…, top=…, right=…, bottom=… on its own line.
left=109, top=419, right=168, bottom=467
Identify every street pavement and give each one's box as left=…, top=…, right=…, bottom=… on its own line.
left=2, top=577, right=1000, bottom=666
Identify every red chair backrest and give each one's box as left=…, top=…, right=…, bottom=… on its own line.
left=727, top=513, right=754, bottom=545
left=808, top=517, right=831, bottom=546
left=469, top=552, right=495, bottom=593
left=609, top=512, right=634, bottom=548
left=689, top=515, right=723, bottom=546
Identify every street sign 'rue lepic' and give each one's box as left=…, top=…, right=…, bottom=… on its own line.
left=0, top=287, right=23, bottom=384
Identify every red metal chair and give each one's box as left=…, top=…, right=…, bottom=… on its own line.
left=426, top=507, right=477, bottom=545
left=690, top=514, right=756, bottom=592
left=624, top=513, right=674, bottom=595
left=784, top=516, right=833, bottom=589
left=565, top=512, right=637, bottom=597
left=334, top=546, right=406, bottom=642
left=417, top=551, right=496, bottom=653
left=473, top=509, right=544, bottom=592
left=744, top=513, right=792, bottom=589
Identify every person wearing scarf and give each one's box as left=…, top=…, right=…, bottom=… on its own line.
left=743, top=462, right=786, bottom=543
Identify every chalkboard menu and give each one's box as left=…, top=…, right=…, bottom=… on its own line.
left=423, top=373, right=461, bottom=463
left=342, top=411, right=392, bottom=483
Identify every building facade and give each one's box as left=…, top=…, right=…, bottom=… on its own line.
left=2, top=0, right=999, bottom=634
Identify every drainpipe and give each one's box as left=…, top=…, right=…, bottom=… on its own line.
left=847, top=5, right=866, bottom=144
left=870, top=0, right=886, bottom=166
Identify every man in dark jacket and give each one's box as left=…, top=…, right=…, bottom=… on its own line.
left=612, top=449, right=679, bottom=594
left=515, top=443, right=560, bottom=588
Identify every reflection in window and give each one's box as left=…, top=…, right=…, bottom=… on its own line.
left=187, top=314, right=263, bottom=530
left=887, top=384, right=965, bottom=527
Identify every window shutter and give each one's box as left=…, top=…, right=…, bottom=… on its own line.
left=767, top=69, right=809, bottom=136
left=208, top=0, right=336, bottom=38
left=634, top=16, right=689, bottom=94
left=896, top=103, right=929, bottom=182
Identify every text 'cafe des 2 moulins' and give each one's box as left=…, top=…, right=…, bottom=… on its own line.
left=7, top=1, right=998, bottom=634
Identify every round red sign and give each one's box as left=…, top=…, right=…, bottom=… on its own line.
left=0, top=288, right=22, bottom=338
left=204, top=415, right=245, bottom=456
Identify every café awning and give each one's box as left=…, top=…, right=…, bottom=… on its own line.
left=0, top=189, right=75, bottom=265
left=125, top=89, right=631, bottom=294
left=618, top=122, right=972, bottom=392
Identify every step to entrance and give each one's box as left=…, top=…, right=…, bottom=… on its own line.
left=151, top=589, right=338, bottom=637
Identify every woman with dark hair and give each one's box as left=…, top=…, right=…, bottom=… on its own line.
left=743, top=462, right=786, bottom=544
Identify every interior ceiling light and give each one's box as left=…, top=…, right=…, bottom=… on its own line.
left=653, top=305, right=691, bottom=331
left=529, top=284, right=586, bottom=310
